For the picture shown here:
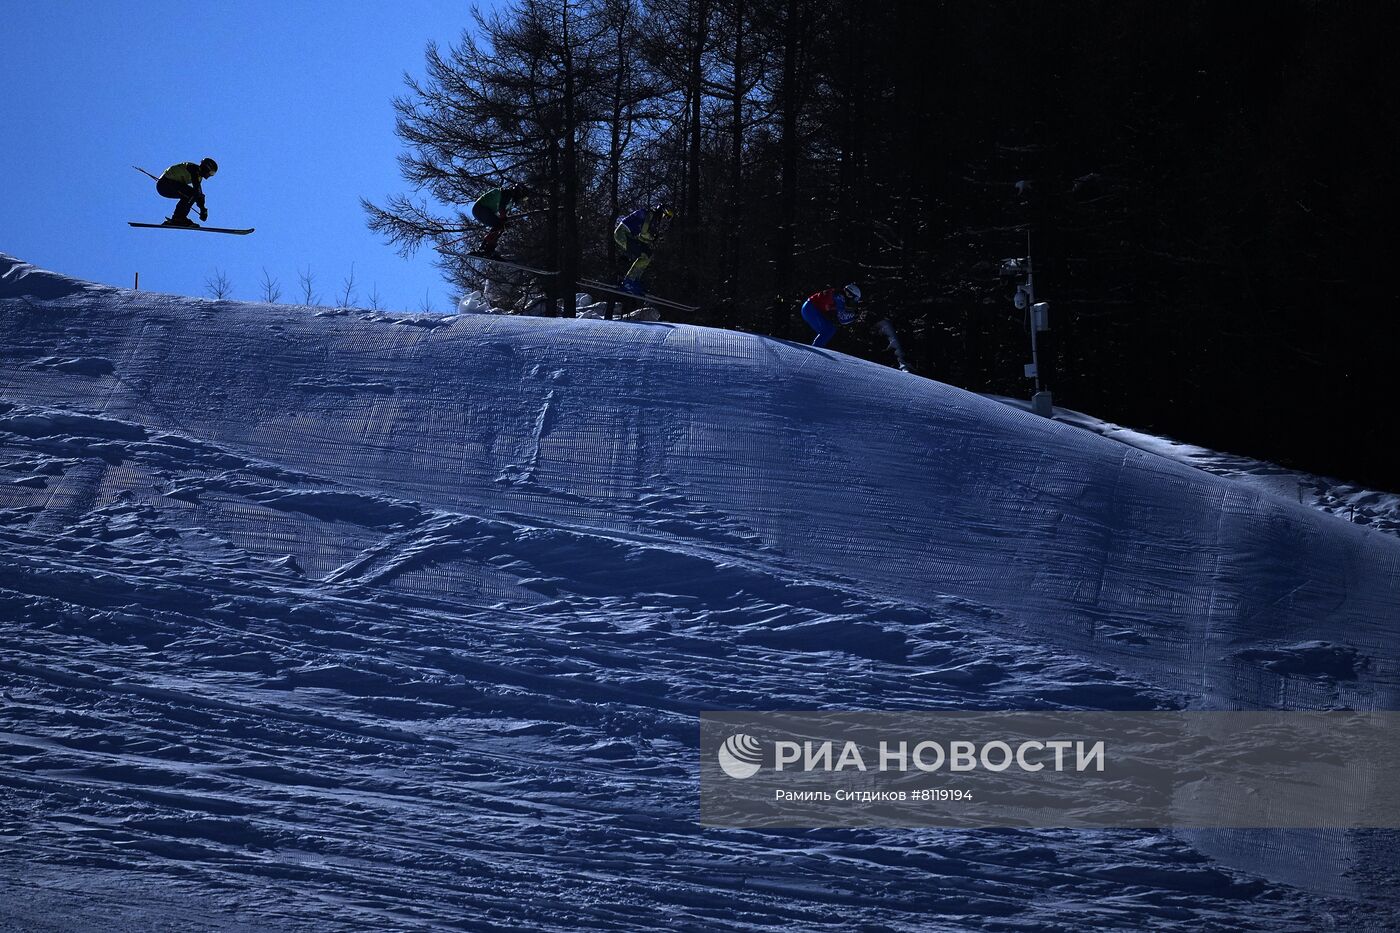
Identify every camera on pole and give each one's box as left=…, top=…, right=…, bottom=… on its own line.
left=999, top=241, right=1053, bottom=417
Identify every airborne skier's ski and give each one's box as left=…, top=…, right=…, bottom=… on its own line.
left=467, top=252, right=558, bottom=276
left=578, top=278, right=698, bottom=313
left=128, top=222, right=254, bottom=235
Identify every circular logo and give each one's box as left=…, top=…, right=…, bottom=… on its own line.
left=718, top=733, right=763, bottom=779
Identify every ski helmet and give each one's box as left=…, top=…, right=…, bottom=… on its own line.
left=200, top=157, right=219, bottom=177
left=843, top=283, right=862, bottom=303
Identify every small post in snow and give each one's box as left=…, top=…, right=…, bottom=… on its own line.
left=1030, top=299, right=1052, bottom=417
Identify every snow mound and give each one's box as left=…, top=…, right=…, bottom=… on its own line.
left=0, top=253, right=109, bottom=300
left=2, top=253, right=1396, bottom=710
left=457, top=290, right=491, bottom=314
left=3, top=255, right=1398, bottom=929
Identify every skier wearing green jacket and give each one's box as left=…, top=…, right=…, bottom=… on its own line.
left=470, top=184, right=532, bottom=258
left=156, top=158, right=218, bottom=227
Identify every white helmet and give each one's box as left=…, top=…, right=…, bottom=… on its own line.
left=843, top=283, right=862, bottom=303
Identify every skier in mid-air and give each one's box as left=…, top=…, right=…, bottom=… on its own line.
left=801, top=283, right=863, bottom=347
left=613, top=203, right=672, bottom=295
left=470, top=183, right=532, bottom=258
left=155, top=158, right=218, bottom=227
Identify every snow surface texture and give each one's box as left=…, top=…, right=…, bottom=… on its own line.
left=1043, top=403, right=1400, bottom=538
left=2, top=252, right=1397, bottom=931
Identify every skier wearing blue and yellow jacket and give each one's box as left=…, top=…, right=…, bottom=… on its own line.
left=156, top=158, right=218, bottom=227
left=614, top=203, right=672, bottom=295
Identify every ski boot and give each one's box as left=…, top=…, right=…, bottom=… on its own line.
left=620, top=277, right=646, bottom=296
left=164, top=216, right=199, bottom=228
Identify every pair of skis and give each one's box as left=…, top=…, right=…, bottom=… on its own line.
left=128, top=221, right=253, bottom=235
left=576, top=278, right=698, bottom=314
left=469, top=253, right=698, bottom=313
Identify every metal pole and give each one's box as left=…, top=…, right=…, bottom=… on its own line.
left=1026, top=231, right=1040, bottom=393
left=134, top=272, right=139, bottom=291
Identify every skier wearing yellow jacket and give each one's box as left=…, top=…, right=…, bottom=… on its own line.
left=156, top=158, right=218, bottom=227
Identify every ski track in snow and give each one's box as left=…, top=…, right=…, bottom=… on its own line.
left=1, top=254, right=1397, bottom=931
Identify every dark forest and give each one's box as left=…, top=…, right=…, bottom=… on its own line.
left=367, top=0, right=1394, bottom=490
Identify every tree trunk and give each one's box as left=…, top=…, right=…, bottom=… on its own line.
left=561, top=0, right=580, bottom=317
left=684, top=0, right=712, bottom=308
left=772, top=0, right=802, bottom=335
left=726, top=0, right=745, bottom=319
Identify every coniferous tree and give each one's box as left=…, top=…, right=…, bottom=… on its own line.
left=366, top=0, right=615, bottom=314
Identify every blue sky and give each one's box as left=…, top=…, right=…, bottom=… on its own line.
left=0, top=1, right=483, bottom=310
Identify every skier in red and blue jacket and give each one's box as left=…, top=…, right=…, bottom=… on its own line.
left=801, top=283, right=863, bottom=347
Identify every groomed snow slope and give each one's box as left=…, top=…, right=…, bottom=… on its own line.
left=2, top=253, right=1397, bottom=930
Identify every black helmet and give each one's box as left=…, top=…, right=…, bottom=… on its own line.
left=200, top=157, right=219, bottom=177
